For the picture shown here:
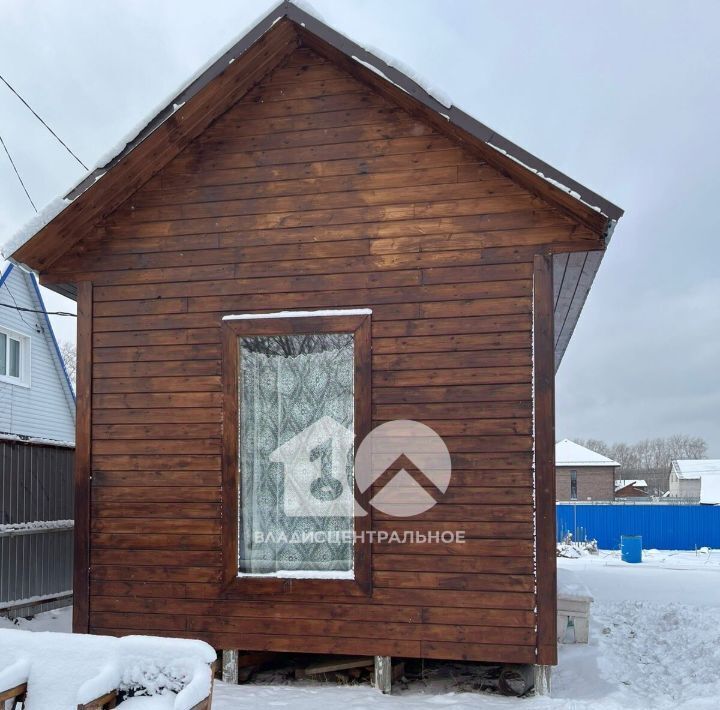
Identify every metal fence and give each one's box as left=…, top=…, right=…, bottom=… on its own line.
left=0, top=439, right=74, bottom=617
left=557, top=502, right=720, bottom=549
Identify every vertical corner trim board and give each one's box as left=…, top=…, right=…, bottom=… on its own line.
left=533, top=254, right=557, bottom=666
left=73, top=280, right=93, bottom=634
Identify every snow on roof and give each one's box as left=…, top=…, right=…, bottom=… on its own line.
left=555, top=439, right=620, bottom=467
left=700, top=473, right=720, bottom=505
left=671, top=459, right=720, bottom=480
left=615, top=479, right=648, bottom=491
left=2, top=0, right=622, bottom=264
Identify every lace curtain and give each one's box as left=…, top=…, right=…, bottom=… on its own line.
left=238, top=333, right=355, bottom=574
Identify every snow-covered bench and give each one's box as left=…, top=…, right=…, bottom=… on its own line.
left=0, top=630, right=216, bottom=710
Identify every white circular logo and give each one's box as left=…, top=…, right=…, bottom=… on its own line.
left=355, top=420, right=452, bottom=517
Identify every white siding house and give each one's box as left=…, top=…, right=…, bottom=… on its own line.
left=669, top=460, right=720, bottom=502
left=0, top=263, right=75, bottom=443
left=0, top=263, right=76, bottom=615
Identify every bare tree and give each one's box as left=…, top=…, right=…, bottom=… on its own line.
left=59, top=341, right=77, bottom=391
left=573, top=435, right=708, bottom=495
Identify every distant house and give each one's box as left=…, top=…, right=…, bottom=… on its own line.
left=556, top=439, right=620, bottom=501
left=700, top=473, right=720, bottom=505
left=669, top=460, right=720, bottom=501
left=614, top=479, right=649, bottom=498
left=0, top=263, right=75, bottom=615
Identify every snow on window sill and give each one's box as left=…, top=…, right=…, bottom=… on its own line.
left=236, top=570, right=355, bottom=580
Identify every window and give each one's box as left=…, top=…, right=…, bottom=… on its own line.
left=570, top=470, right=577, bottom=500
left=0, top=328, right=29, bottom=385
left=222, top=310, right=371, bottom=594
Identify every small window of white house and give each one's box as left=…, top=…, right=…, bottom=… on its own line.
left=0, top=328, right=30, bottom=386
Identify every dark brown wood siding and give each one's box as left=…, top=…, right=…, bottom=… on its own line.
left=46, top=46, right=586, bottom=663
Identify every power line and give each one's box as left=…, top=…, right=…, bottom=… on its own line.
left=0, top=302, right=77, bottom=317
left=0, top=132, right=37, bottom=212
left=0, top=72, right=88, bottom=170
left=1, top=280, right=33, bottom=328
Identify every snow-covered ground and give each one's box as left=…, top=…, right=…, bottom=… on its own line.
left=3, top=551, right=719, bottom=709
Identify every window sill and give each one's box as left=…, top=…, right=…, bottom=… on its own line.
left=0, top=375, right=30, bottom=388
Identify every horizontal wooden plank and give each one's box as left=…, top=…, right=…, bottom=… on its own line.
left=371, top=223, right=595, bottom=255
left=94, top=359, right=220, bottom=378
left=92, top=487, right=220, bottom=503
left=374, top=314, right=530, bottom=337
left=88, top=594, right=534, bottom=628
left=92, top=392, right=221, bottom=409
left=129, top=164, right=463, bottom=212
left=92, top=470, right=220, bottom=486
left=376, top=420, right=533, bottom=440
left=373, top=383, right=529, bottom=403
left=93, top=423, right=220, bottom=440
left=92, top=454, right=220, bottom=470
left=94, top=343, right=219, bottom=363
left=158, top=147, right=471, bottom=192
left=92, top=312, right=528, bottom=340
left=373, top=571, right=533, bottom=593
left=374, top=539, right=534, bottom=557
left=91, top=518, right=220, bottom=534
left=158, top=135, right=458, bottom=180
left=374, top=521, right=533, bottom=540
left=93, top=376, right=221, bottom=394
left=91, top=502, right=220, bottom=519
left=90, top=552, right=221, bottom=571
left=421, top=640, right=535, bottom=664
left=373, top=332, right=529, bottom=355
left=93, top=407, right=221, bottom=424
left=112, top=177, right=521, bottom=227
left=88, top=581, right=535, bottom=611
left=373, top=401, right=531, bottom=421
left=184, top=614, right=534, bottom=645
left=373, top=503, right=533, bottom=523
left=374, top=366, right=531, bottom=387
left=89, top=564, right=220, bottom=582
left=372, top=554, right=532, bottom=575
left=90, top=533, right=220, bottom=550
left=374, top=349, right=531, bottom=370
left=92, top=328, right=218, bottom=348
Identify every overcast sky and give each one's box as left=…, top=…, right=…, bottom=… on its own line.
left=1, top=0, right=718, bottom=454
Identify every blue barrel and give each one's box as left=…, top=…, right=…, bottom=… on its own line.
left=621, top=535, right=642, bottom=563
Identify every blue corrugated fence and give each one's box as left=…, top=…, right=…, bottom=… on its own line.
left=556, top=503, right=720, bottom=549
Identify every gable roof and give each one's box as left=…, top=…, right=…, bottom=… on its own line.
left=556, top=439, right=620, bottom=467
left=615, top=479, right=648, bottom=491
left=671, top=459, right=720, bottom=480
left=0, top=262, right=75, bottom=444
left=2, top=1, right=623, bottom=368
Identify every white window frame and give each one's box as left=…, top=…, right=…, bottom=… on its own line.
left=0, top=326, right=31, bottom=387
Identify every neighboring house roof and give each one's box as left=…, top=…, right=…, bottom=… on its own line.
left=556, top=439, right=620, bottom=467
left=671, top=459, right=720, bottom=480
left=615, top=479, right=647, bottom=491
left=0, top=262, right=75, bottom=444
left=1, top=1, right=623, bottom=372
left=700, top=474, right=720, bottom=505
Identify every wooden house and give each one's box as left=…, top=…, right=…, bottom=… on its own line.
left=3, top=2, right=623, bottom=685
left=614, top=479, right=649, bottom=498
